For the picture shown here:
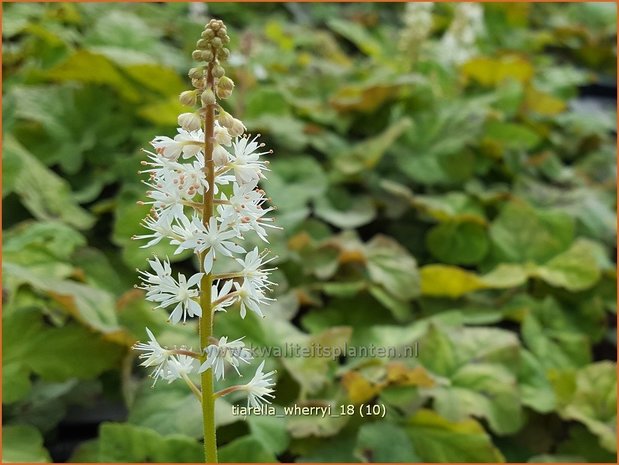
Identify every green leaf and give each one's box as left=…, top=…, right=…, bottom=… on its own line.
left=355, top=421, right=419, bottom=462
left=123, top=63, right=185, bottom=96
left=286, top=401, right=349, bottom=438
left=277, top=320, right=351, bottom=395
left=4, top=262, right=121, bottom=334
left=3, top=221, right=85, bottom=281
left=4, top=136, right=94, bottom=229
left=534, top=239, right=601, bottom=291
left=263, top=156, right=327, bottom=212
left=430, top=363, right=523, bottom=435
left=46, top=50, right=140, bottom=101
left=248, top=415, right=290, bottom=456
left=3, top=307, right=124, bottom=403
left=219, top=436, right=277, bottom=463
left=481, top=263, right=529, bottom=288
left=413, top=192, right=486, bottom=224
left=518, top=350, right=556, bottom=413
left=2, top=425, right=51, bottom=463
left=97, top=422, right=203, bottom=462
left=368, top=285, right=412, bottom=322
left=552, top=362, right=617, bottom=453
left=405, top=409, right=505, bottom=462
left=490, top=201, right=574, bottom=264
left=314, top=187, right=376, bottom=229
left=462, top=55, right=534, bottom=86
left=399, top=101, right=486, bottom=186
left=557, top=424, right=617, bottom=462
left=365, top=235, right=420, bottom=301
left=332, top=118, right=412, bottom=175
left=420, top=265, right=486, bottom=298
left=84, top=10, right=182, bottom=68
left=521, top=297, right=591, bottom=370
left=418, top=325, right=523, bottom=434
left=484, top=121, right=541, bottom=151
left=128, top=381, right=236, bottom=439
left=245, top=86, right=290, bottom=118
left=427, top=221, right=489, bottom=265
left=137, top=96, right=187, bottom=126
left=327, top=18, right=382, bottom=58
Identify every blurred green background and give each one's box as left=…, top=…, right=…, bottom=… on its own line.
left=2, top=2, right=617, bottom=463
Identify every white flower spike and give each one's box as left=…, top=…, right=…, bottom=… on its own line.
left=133, top=19, right=277, bottom=460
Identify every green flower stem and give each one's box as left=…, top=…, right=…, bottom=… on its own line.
left=199, top=53, right=218, bottom=464
left=182, top=372, right=203, bottom=401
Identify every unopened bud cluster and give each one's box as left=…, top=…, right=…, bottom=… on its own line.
left=178, top=19, right=243, bottom=136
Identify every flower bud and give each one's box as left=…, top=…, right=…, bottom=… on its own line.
left=214, top=124, right=232, bottom=146
left=179, top=90, right=197, bottom=106
left=216, top=86, right=233, bottom=100
left=211, top=37, right=222, bottom=48
left=197, top=38, right=209, bottom=49
left=217, top=28, right=227, bottom=38
left=188, top=67, right=204, bottom=79
left=201, top=88, right=216, bottom=106
left=213, top=65, right=225, bottom=78
left=201, top=28, right=215, bottom=39
left=201, top=50, right=214, bottom=62
left=228, top=118, right=246, bottom=137
left=218, top=76, right=234, bottom=91
left=213, top=144, right=230, bottom=166
left=191, top=50, right=203, bottom=61
left=217, top=48, right=230, bottom=61
left=178, top=112, right=201, bottom=131
left=210, top=20, right=222, bottom=31
left=218, top=110, right=234, bottom=128
left=191, top=78, right=205, bottom=89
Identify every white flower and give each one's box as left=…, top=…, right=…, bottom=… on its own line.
left=439, top=3, right=484, bottom=65
left=236, top=247, right=276, bottom=292
left=228, top=135, right=270, bottom=186
left=173, top=216, right=245, bottom=273
left=144, top=179, right=186, bottom=223
left=399, top=2, right=434, bottom=52
left=133, top=327, right=171, bottom=381
left=138, top=256, right=173, bottom=289
left=134, top=214, right=177, bottom=249
left=142, top=150, right=209, bottom=216
left=163, top=354, right=199, bottom=383
left=138, top=258, right=203, bottom=324
left=151, top=128, right=204, bottom=160
left=240, top=361, right=276, bottom=408
left=234, top=280, right=273, bottom=319
left=217, top=183, right=277, bottom=241
left=199, top=336, right=253, bottom=380
left=212, top=279, right=236, bottom=312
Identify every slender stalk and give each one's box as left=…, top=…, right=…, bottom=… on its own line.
left=182, top=372, right=203, bottom=401
left=199, top=54, right=218, bottom=464
left=213, top=384, right=244, bottom=399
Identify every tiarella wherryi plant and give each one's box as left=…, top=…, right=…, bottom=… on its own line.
left=132, top=19, right=277, bottom=462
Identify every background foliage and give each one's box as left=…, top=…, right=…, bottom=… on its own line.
left=2, top=2, right=617, bottom=463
